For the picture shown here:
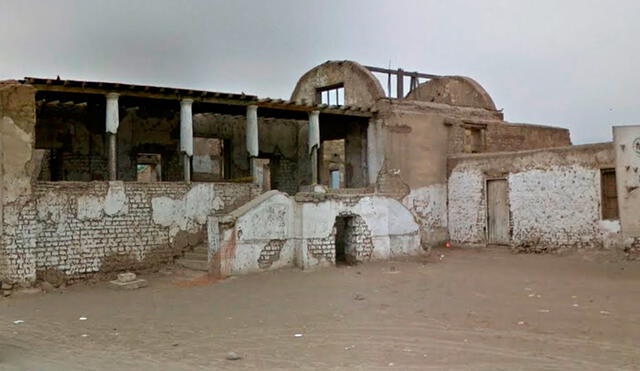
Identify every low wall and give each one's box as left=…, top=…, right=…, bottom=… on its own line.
left=447, top=143, right=618, bottom=251
left=211, top=192, right=422, bottom=276
left=1, top=181, right=258, bottom=284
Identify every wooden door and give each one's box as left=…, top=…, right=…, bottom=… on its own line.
left=487, top=179, right=510, bottom=245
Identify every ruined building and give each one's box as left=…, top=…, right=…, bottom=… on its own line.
left=0, top=60, right=638, bottom=287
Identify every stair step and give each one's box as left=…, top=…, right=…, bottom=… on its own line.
left=177, top=259, right=208, bottom=272
left=184, top=251, right=208, bottom=260
left=192, top=246, right=208, bottom=255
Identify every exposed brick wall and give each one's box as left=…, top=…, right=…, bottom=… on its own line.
left=271, top=157, right=298, bottom=195
left=340, top=213, right=374, bottom=262
left=1, top=181, right=258, bottom=284
left=307, top=235, right=336, bottom=262
left=257, top=239, right=285, bottom=269
left=57, top=153, right=109, bottom=181
left=447, top=121, right=571, bottom=154
left=306, top=212, right=374, bottom=264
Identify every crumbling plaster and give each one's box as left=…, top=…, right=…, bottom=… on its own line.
left=211, top=192, right=421, bottom=277
left=2, top=181, right=256, bottom=284
left=447, top=143, right=619, bottom=251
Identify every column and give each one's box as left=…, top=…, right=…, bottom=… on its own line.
left=180, top=98, right=194, bottom=182
left=308, top=110, right=320, bottom=185
left=105, top=93, right=119, bottom=181
left=246, top=105, right=259, bottom=180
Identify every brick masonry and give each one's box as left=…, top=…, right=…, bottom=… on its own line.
left=340, top=213, right=374, bottom=262
left=306, top=212, right=374, bottom=264
left=257, top=239, right=286, bottom=269
left=1, top=181, right=258, bottom=284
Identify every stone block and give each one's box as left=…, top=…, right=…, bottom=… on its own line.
left=117, top=272, right=137, bottom=283
left=109, top=278, right=148, bottom=290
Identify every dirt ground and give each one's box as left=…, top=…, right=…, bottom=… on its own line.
left=1, top=247, right=639, bottom=370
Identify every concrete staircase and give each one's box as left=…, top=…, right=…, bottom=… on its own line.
left=177, top=244, right=209, bottom=271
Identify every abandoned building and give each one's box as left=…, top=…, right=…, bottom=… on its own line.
left=0, top=60, right=638, bottom=287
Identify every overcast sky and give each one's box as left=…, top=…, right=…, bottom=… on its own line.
left=1, top=0, right=638, bottom=144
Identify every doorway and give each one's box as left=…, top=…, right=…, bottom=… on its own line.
left=486, top=179, right=510, bottom=245
left=334, top=216, right=356, bottom=265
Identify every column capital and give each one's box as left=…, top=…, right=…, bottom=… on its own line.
left=106, top=92, right=119, bottom=100
left=180, top=98, right=194, bottom=106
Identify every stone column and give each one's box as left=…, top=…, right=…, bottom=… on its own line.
left=246, top=105, right=259, bottom=179
left=105, top=93, right=119, bottom=181
left=308, top=110, right=320, bottom=185
left=180, top=98, right=194, bottom=183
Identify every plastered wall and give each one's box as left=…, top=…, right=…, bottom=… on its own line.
left=447, top=143, right=618, bottom=251
left=613, top=125, right=640, bottom=256
left=211, top=191, right=422, bottom=276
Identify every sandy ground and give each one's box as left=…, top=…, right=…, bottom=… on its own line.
left=1, top=247, right=639, bottom=370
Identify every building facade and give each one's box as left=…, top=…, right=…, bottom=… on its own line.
left=0, top=60, right=638, bottom=287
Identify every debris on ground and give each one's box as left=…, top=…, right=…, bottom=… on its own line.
left=354, top=293, right=365, bottom=301
left=226, top=352, right=242, bottom=361
left=109, top=272, right=148, bottom=290
left=2, top=281, right=13, bottom=297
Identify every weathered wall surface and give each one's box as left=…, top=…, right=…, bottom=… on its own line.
left=291, top=60, right=385, bottom=107
left=446, top=120, right=572, bottom=154
left=448, top=143, right=617, bottom=251
left=212, top=192, right=421, bottom=276
left=613, top=125, right=640, bottom=257
left=0, top=83, right=36, bottom=204
left=296, top=194, right=421, bottom=269
left=405, top=76, right=497, bottom=111
left=613, top=126, right=640, bottom=235
left=374, top=100, right=461, bottom=248
left=0, top=82, right=36, bottom=285
left=1, top=181, right=258, bottom=284
left=213, top=191, right=295, bottom=276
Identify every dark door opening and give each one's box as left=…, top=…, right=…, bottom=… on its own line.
left=334, top=216, right=356, bottom=265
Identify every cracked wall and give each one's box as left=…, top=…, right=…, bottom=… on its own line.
left=447, top=143, right=619, bottom=251
left=212, top=191, right=421, bottom=276
left=2, top=181, right=257, bottom=284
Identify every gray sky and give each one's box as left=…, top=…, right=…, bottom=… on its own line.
left=1, top=0, right=638, bottom=144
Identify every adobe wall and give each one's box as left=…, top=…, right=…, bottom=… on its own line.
left=613, top=125, right=640, bottom=257
left=1, top=181, right=258, bottom=285
left=373, top=99, right=505, bottom=248
left=447, top=143, right=618, bottom=252
left=0, top=82, right=36, bottom=285
left=446, top=120, right=572, bottom=153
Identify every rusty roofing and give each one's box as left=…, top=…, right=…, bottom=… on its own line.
left=22, top=77, right=374, bottom=117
